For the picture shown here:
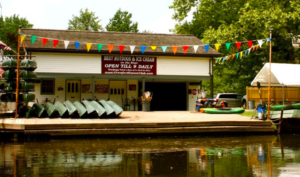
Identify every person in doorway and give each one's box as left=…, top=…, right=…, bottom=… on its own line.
left=194, top=98, right=205, bottom=112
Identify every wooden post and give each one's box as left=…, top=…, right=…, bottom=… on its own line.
left=15, top=27, right=21, bottom=118
left=278, top=109, right=283, bottom=134
left=267, top=28, right=273, bottom=120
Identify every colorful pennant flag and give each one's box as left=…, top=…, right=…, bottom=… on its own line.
left=42, top=38, right=48, bottom=46
left=236, top=42, right=242, bottom=50
left=252, top=46, right=255, bottom=51
left=119, top=45, right=125, bottom=54
left=267, top=38, right=272, bottom=42
left=204, top=45, right=210, bottom=52
left=141, top=46, right=146, bottom=54
left=86, top=43, right=92, bottom=52
left=215, top=44, right=221, bottom=52
left=31, top=36, right=37, bottom=44
left=240, top=51, right=243, bottom=58
left=22, top=42, right=27, bottom=55
left=53, top=39, right=59, bottom=48
left=247, top=41, right=252, bottom=48
left=182, top=46, right=188, bottom=54
left=97, top=44, right=103, bottom=52
left=74, top=42, right=80, bottom=50
left=172, top=46, right=178, bottom=54
left=151, top=46, right=157, bottom=50
left=232, top=54, right=236, bottom=60
left=248, top=48, right=251, bottom=54
left=130, top=46, right=135, bottom=54
left=225, top=43, right=231, bottom=51
left=222, top=56, right=227, bottom=62
left=244, top=50, right=247, bottom=55
left=108, top=45, right=114, bottom=53
left=193, top=45, right=199, bottom=53
left=257, top=40, right=263, bottom=48
left=64, top=41, right=70, bottom=49
left=256, top=45, right=259, bottom=50
left=20, top=34, right=26, bottom=43
left=236, top=52, right=240, bottom=59
left=161, top=46, right=167, bottom=52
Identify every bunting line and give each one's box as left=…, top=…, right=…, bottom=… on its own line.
left=19, top=33, right=271, bottom=54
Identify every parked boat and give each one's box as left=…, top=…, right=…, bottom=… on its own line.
left=2, top=70, right=17, bottom=80
left=31, top=103, right=47, bottom=118
left=20, top=82, right=35, bottom=92
left=22, top=93, right=35, bottom=104
left=44, top=102, right=59, bottom=118
left=82, top=100, right=98, bottom=118
left=64, top=100, right=77, bottom=118
left=107, top=100, right=123, bottom=116
left=3, top=81, right=16, bottom=91
left=20, top=59, right=37, bottom=71
left=0, top=93, right=22, bottom=102
left=73, top=101, right=87, bottom=118
left=200, top=108, right=245, bottom=114
left=270, top=109, right=300, bottom=133
left=90, top=101, right=106, bottom=117
left=54, top=101, right=69, bottom=118
left=267, top=103, right=300, bottom=111
left=1, top=59, right=17, bottom=70
left=20, top=71, right=37, bottom=81
left=99, top=100, right=115, bottom=116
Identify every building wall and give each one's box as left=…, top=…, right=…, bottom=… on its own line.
left=34, top=78, right=66, bottom=105
left=34, top=53, right=101, bottom=74
left=33, top=53, right=210, bottom=76
left=157, top=56, right=210, bottom=76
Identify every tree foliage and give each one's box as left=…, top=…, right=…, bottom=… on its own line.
left=0, top=14, right=33, bottom=54
left=106, top=9, right=138, bottom=32
left=170, top=0, right=300, bottom=95
left=68, top=8, right=103, bottom=31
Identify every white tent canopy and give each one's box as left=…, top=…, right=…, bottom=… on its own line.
left=251, top=63, right=300, bottom=87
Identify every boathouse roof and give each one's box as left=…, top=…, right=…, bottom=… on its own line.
left=21, top=28, right=221, bottom=57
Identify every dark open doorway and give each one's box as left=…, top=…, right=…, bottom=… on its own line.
left=138, top=82, right=187, bottom=111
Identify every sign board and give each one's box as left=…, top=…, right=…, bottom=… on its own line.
left=192, top=89, right=197, bottom=95
left=95, top=84, right=109, bottom=93
left=101, top=55, right=157, bottom=75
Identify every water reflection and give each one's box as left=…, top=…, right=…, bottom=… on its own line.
left=1, top=134, right=300, bottom=177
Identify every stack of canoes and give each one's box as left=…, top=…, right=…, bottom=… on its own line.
left=26, top=99, right=123, bottom=119
left=200, top=108, right=245, bottom=114
left=0, top=58, right=37, bottom=104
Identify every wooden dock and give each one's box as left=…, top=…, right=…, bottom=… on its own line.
left=0, top=111, right=275, bottom=136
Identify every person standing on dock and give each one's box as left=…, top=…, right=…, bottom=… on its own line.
left=194, top=99, right=205, bottom=112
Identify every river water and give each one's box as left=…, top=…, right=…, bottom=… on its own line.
left=1, top=134, right=300, bottom=177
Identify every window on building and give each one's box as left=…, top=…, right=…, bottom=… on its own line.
left=41, top=79, right=55, bottom=95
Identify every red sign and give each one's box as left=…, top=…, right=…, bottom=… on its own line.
left=101, top=55, right=157, bottom=75
left=192, top=89, right=197, bottom=95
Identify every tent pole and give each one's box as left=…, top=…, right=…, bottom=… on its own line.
left=267, top=28, right=273, bottom=120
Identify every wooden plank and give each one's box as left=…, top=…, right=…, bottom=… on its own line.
left=23, top=121, right=272, bottom=130
left=24, top=126, right=275, bottom=136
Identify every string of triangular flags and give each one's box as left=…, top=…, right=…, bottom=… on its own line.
left=19, top=33, right=271, bottom=55
left=214, top=38, right=271, bottom=64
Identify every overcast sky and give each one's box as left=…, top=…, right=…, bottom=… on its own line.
left=1, top=0, right=193, bottom=34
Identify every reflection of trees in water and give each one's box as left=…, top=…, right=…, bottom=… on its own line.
left=1, top=135, right=300, bottom=176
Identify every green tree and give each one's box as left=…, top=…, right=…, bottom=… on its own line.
left=106, top=9, right=138, bottom=32
left=170, top=0, right=300, bottom=95
left=0, top=14, right=33, bottom=54
left=68, top=8, right=103, bottom=31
